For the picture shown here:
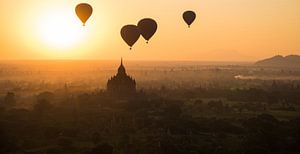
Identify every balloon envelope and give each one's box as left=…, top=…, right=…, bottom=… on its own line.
left=121, top=25, right=140, bottom=49
left=75, top=3, right=93, bottom=26
left=183, top=11, right=196, bottom=28
left=138, top=18, right=158, bottom=43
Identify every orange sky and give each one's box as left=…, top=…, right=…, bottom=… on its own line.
left=0, top=0, right=299, bottom=61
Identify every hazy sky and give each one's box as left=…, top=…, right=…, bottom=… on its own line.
left=0, top=0, right=299, bottom=61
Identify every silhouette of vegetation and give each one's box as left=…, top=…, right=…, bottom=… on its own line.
left=0, top=61, right=299, bottom=153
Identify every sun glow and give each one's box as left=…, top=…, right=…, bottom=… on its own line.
left=37, top=10, right=86, bottom=49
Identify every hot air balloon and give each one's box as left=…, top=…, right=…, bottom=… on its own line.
left=121, top=25, right=140, bottom=50
left=137, top=18, right=158, bottom=43
left=75, top=3, right=93, bottom=26
left=183, top=11, right=196, bottom=28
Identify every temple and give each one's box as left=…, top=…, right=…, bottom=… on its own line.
left=107, top=59, right=136, bottom=97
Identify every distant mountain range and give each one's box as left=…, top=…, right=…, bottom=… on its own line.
left=255, top=55, right=300, bottom=67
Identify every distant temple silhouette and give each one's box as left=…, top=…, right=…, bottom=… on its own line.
left=107, top=58, right=136, bottom=97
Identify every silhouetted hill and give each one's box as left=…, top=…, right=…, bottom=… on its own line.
left=255, top=55, right=300, bottom=67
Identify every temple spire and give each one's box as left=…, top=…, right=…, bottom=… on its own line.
left=118, top=57, right=126, bottom=75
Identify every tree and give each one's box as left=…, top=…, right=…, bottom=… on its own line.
left=33, top=99, right=53, bottom=115
left=91, top=143, right=113, bottom=154
left=4, top=92, right=16, bottom=107
left=37, top=91, right=55, bottom=102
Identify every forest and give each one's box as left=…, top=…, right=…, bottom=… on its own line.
left=0, top=62, right=299, bottom=154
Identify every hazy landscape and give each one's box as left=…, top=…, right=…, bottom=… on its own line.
left=1, top=59, right=300, bottom=96
left=1, top=59, right=299, bottom=153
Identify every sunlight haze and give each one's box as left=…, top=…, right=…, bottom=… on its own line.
left=0, top=0, right=299, bottom=61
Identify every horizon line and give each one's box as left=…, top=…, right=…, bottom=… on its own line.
left=0, top=59, right=255, bottom=63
